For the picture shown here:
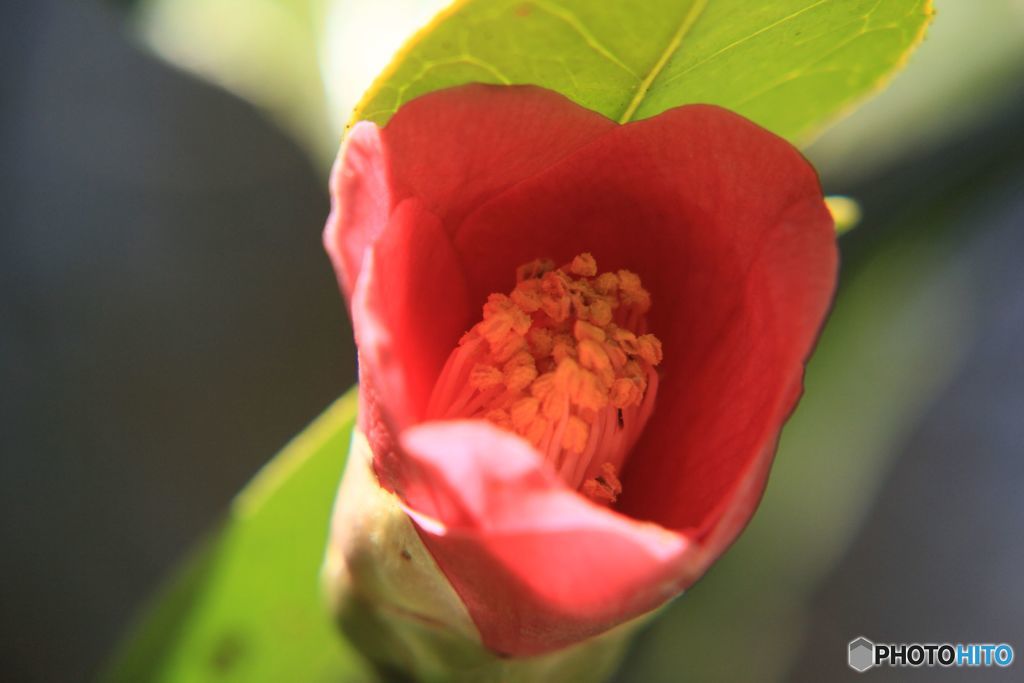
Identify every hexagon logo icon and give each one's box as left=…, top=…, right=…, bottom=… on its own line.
left=848, top=636, right=875, bottom=672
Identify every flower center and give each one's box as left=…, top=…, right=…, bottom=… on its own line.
left=426, top=253, right=662, bottom=504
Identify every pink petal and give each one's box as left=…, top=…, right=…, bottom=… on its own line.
left=400, top=420, right=693, bottom=655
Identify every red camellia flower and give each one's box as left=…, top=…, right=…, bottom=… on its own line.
left=324, top=84, right=837, bottom=657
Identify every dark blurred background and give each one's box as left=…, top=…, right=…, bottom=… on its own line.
left=1, top=1, right=1021, bottom=681
left=1, top=3, right=354, bottom=680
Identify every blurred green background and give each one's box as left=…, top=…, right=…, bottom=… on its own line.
left=2, top=1, right=1023, bottom=681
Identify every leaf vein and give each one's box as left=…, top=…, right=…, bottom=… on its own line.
left=397, top=55, right=514, bottom=103
left=525, top=0, right=639, bottom=78
left=728, top=22, right=902, bottom=110
left=617, top=0, right=708, bottom=123
left=660, top=0, right=833, bottom=88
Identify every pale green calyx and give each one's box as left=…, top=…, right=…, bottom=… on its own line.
left=322, top=429, right=651, bottom=682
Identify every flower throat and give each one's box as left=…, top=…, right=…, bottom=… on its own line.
left=426, top=253, right=662, bottom=504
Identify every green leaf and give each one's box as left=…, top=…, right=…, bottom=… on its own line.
left=354, top=0, right=933, bottom=142
left=102, top=388, right=373, bottom=683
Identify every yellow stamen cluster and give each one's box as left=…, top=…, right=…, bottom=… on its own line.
left=426, top=253, right=662, bottom=503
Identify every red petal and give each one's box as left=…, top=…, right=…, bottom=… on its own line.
left=325, top=85, right=616, bottom=298
left=350, top=199, right=471, bottom=448
left=378, top=84, right=617, bottom=227
left=331, top=88, right=837, bottom=651
left=324, top=121, right=390, bottom=298
left=400, top=420, right=692, bottom=655
left=452, top=105, right=837, bottom=541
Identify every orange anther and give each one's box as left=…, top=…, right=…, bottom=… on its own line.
left=578, top=338, right=611, bottom=372
left=503, top=351, right=538, bottom=392
left=426, top=253, right=663, bottom=501
left=510, top=279, right=543, bottom=312
left=516, top=258, right=554, bottom=282
left=573, top=319, right=606, bottom=343
left=469, top=363, right=503, bottom=390
left=562, top=415, right=590, bottom=454
left=636, top=334, right=664, bottom=366
left=582, top=463, right=623, bottom=503
left=510, top=396, right=540, bottom=431
left=485, top=409, right=512, bottom=430
left=570, top=252, right=598, bottom=277
left=587, top=298, right=613, bottom=326
left=527, top=327, right=554, bottom=357
left=593, top=272, right=619, bottom=295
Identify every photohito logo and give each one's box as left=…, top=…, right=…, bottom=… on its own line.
left=848, top=637, right=875, bottom=672
left=848, top=636, right=1014, bottom=672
